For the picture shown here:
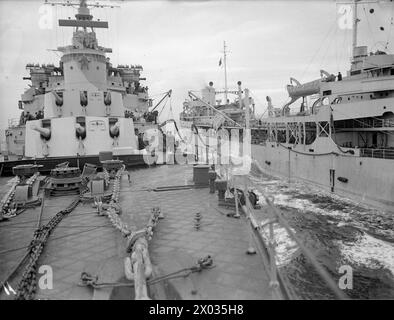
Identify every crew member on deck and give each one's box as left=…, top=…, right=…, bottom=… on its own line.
left=337, top=72, right=342, bottom=81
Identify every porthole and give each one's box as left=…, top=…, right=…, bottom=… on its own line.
left=70, top=66, right=73, bottom=70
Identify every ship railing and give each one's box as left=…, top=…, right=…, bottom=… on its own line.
left=193, top=116, right=215, bottom=126
left=222, top=164, right=348, bottom=300
left=335, top=119, right=394, bottom=129
left=375, top=119, right=394, bottom=128
left=360, top=148, right=394, bottom=159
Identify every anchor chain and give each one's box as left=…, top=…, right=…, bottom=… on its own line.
left=0, top=177, right=20, bottom=219
left=102, top=168, right=110, bottom=187
left=99, top=165, right=133, bottom=237
left=14, top=197, right=81, bottom=300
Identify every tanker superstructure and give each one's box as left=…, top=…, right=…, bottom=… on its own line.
left=0, top=0, right=159, bottom=174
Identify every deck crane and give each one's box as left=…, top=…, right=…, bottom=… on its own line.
left=142, top=90, right=172, bottom=124
left=150, top=89, right=172, bottom=113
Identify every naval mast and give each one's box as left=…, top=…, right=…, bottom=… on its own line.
left=352, top=0, right=360, bottom=57
left=223, top=41, right=229, bottom=104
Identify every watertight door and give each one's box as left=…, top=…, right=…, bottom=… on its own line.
left=329, top=169, right=335, bottom=192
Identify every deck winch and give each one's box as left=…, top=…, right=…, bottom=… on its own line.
left=48, top=165, right=82, bottom=196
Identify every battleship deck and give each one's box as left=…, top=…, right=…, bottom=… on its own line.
left=0, top=164, right=276, bottom=300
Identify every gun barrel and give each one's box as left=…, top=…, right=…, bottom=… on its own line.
left=32, top=125, right=51, bottom=139
left=104, top=91, right=111, bottom=106
left=109, top=122, right=119, bottom=136
left=52, top=91, right=63, bottom=106
left=75, top=123, right=86, bottom=135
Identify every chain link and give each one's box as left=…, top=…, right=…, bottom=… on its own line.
left=0, top=177, right=20, bottom=218
left=14, top=197, right=80, bottom=300
left=100, top=165, right=133, bottom=237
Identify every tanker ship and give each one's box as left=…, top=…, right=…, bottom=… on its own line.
left=251, top=1, right=394, bottom=212
left=179, top=2, right=394, bottom=213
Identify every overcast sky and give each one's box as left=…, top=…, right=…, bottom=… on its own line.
left=0, top=0, right=392, bottom=132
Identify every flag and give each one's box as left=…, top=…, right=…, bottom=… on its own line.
left=218, top=58, right=222, bottom=66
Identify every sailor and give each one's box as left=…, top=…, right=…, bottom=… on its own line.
left=25, top=111, right=33, bottom=121
left=134, top=128, right=140, bottom=147
left=337, top=72, right=342, bottom=81
left=138, top=132, right=145, bottom=150
left=37, top=110, right=43, bottom=119
left=20, top=111, right=25, bottom=124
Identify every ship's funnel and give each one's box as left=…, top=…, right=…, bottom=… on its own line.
left=32, top=125, right=51, bottom=140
